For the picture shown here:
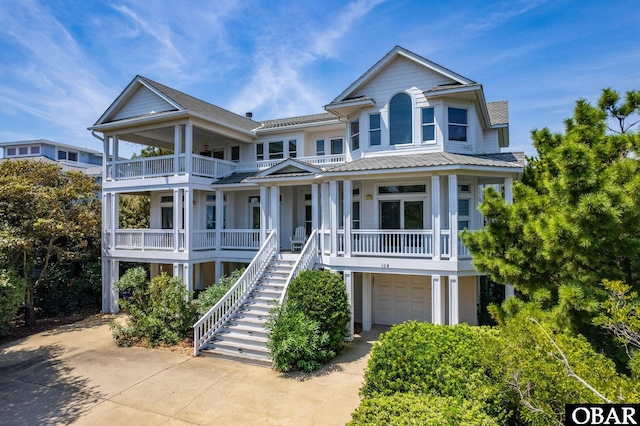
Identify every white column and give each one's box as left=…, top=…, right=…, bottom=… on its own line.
left=260, top=186, right=268, bottom=242
left=102, top=258, right=110, bottom=313
left=448, top=174, right=458, bottom=260
left=110, top=260, right=120, bottom=314
left=362, top=273, right=372, bottom=331
left=173, top=188, right=180, bottom=252
left=110, top=193, right=119, bottom=248
left=448, top=274, right=459, bottom=325
left=174, top=125, right=182, bottom=174
left=329, top=181, right=338, bottom=256
left=214, top=261, right=223, bottom=283
left=173, top=263, right=181, bottom=279
left=504, top=176, right=515, bottom=298
left=185, top=123, right=193, bottom=175
left=431, top=175, right=441, bottom=260
left=103, top=136, right=110, bottom=180
left=343, top=180, right=352, bottom=257
left=113, top=136, right=119, bottom=177
left=183, top=263, right=192, bottom=294
left=311, top=183, right=319, bottom=232
left=215, top=190, right=224, bottom=250
left=320, top=182, right=329, bottom=254
left=184, top=188, right=192, bottom=252
left=344, top=270, right=354, bottom=341
left=432, top=275, right=444, bottom=324
left=270, top=186, right=280, bottom=250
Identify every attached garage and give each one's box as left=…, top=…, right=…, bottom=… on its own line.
left=372, top=274, right=432, bottom=325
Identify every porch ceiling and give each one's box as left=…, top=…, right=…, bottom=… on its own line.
left=118, top=125, right=247, bottom=152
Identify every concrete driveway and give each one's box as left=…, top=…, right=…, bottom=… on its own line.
left=0, top=316, right=383, bottom=425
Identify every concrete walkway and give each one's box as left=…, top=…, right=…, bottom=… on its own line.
left=0, top=317, right=385, bottom=425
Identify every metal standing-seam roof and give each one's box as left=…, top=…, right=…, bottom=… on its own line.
left=325, top=151, right=524, bottom=173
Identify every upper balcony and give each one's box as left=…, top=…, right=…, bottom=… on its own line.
left=105, top=152, right=347, bottom=184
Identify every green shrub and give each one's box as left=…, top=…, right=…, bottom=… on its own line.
left=265, top=303, right=334, bottom=372
left=34, top=262, right=101, bottom=316
left=0, top=269, right=26, bottom=336
left=266, top=269, right=350, bottom=372
left=361, top=321, right=512, bottom=422
left=287, top=269, right=350, bottom=353
left=348, top=393, right=498, bottom=426
left=195, top=268, right=246, bottom=317
left=110, top=268, right=197, bottom=347
left=487, top=307, right=640, bottom=426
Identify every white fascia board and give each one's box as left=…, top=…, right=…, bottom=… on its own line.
left=320, top=164, right=524, bottom=178
left=88, top=110, right=189, bottom=131
left=211, top=182, right=257, bottom=189
left=137, top=79, right=183, bottom=111
left=246, top=174, right=321, bottom=184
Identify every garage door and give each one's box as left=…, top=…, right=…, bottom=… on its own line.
left=374, top=274, right=431, bottom=325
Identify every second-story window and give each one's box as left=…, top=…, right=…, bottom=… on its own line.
left=256, top=143, right=264, bottom=161
left=231, top=146, right=240, bottom=162
left=369, top=114, right=381, bottom=146
left=57, top=149, right=78, bottom=162
left=331, top=138, right=344, bottom=155
left=350, top=119, right=360, bottom=151
left=448, top=107, right=468, bottom=142
left=289, top=140, right=297, bottom=158
left=390, top=93, right=412, bottom=145
left=422, top=107, right=435, bottom=143
left=316, top=139, right=325, bottom=156
left=269, top=141, right=284, bottom=159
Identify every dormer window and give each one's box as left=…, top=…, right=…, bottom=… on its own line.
left=448, top=107, right=468, bottom=142
left=390, top=93, right=412, bottom=145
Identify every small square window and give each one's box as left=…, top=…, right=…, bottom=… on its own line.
left=58, top=150, right=67, bottom=160
left=68, top=152, right=78, bottom=162
left=30, top=146, right=40, bottom=154
left=160, top=196, right=174, bottom=203
left=6, top=148, right=16, bottom=156
left=330, top=138, right=343, bottom=155
left=19, top=147, right=28, bottom=155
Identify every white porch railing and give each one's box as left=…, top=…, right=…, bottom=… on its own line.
left=279, top=230, right=318, bottom=305
left=193, top=231, right=278, bottom=356
left=114, top=229, right=175, bottom=251
left=191, top=154, right=236, bottom=178
left=221, top=230, right=261, bottom=249
left=351, top=229, right=434, bottom=257
left=298, top=154, right=346, bottom=167
left=113, top=155, right=182, bottom=179
left=441, top=231, right=451, bottom=258
left=192, top=230, right=216, bottom=250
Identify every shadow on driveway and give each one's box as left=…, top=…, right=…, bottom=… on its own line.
left=0, top=344, right=105, bottom=425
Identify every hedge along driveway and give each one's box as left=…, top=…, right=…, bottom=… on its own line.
left=0, top=315, right=383, bottom=425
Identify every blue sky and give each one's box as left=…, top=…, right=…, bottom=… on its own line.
left=0, top=0, right=638, bottom=158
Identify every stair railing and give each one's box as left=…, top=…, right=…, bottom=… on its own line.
left=279, top=229, right=318, bottom=305
left=194, top=230, right=278, bottom=356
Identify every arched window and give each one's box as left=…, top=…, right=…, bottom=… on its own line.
left=389, top=93, right=412, bottom=145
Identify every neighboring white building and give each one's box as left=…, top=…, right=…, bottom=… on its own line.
left=89, top=46, right=523, bottom=361
left=0, top=139, right=103, bottom=177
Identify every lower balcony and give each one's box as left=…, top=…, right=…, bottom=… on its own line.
left=107, top=229, right=260, bottom=252
left=329, top=229, right=470, bottom=259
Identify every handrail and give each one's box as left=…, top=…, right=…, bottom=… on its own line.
left=193, top=230, right=278, bottom=356
left=278, top=230, right=318, bottom=305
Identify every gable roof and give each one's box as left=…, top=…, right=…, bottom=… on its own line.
left=331, top=46, right=475, bottom=104
left=253, top=158, right=322, bottom=178
left=92, top=76, right=259, bottom=133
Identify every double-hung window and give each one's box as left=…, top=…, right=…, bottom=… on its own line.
left=448, top=107, right=468, bottom=142
left=269, top=141, right=284, bottom=159
left=421, top=107, right=435, bottom=143
left=369, top=114, right=381, bottom=146
left=288, top=140, right=297, bottom=158
left=256, top=143, right=264, bottom=160
left=316, top=140, right=325, bottom=156
left=350, top=119, right=360, bottom=151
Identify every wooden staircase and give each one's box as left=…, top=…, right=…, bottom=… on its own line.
left=199, top=253, right=297, bottom=366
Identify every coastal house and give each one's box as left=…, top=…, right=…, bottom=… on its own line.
left=89, top=46, right=523, bottom=363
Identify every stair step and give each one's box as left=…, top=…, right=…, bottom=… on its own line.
left=217, top=330, right=268, bottom=344
left=249, top=295, right=280, bottom=303
left=200, top=346, right=271, bottom=367
left=223, top=323, right=268, bottom=337
left=209, top=339, right=269, bottom=356
left=235, top=311, right=270, bottom=321
left=229, top=316, right=269, bottom=326
left=252, top=287, right=284, bottom=294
